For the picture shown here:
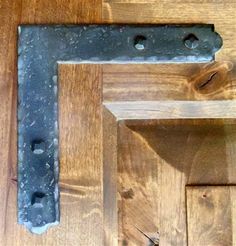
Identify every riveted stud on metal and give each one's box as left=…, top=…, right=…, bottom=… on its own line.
left=184, top=34, right=199, bottom=49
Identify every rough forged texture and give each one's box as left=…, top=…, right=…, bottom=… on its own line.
left=17, top=24, right=222, bottom=234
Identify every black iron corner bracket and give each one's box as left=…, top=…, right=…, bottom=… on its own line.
left=18, top=24, right=222, bottom=234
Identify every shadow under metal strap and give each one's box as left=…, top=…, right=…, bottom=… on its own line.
left=18, top=24, right=222, bottom=234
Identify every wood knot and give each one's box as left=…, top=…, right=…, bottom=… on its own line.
left=121, top=188, right=134, bottom=199
left=189, top=61, right=233, bottom=97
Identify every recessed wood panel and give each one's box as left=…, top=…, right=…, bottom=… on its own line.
left=127, top=119, right=236, bottom=185
left=116, top=119, right=236, bottom=245
left=187, top=186, right=236, bottom=246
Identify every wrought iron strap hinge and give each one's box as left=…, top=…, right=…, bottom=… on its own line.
left=17, top=24, right=222, bottom=234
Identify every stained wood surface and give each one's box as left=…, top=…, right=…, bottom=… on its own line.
left=59, top=64, right=103, bottom=245
left=187, top=186, right=236, bottom=246
left=127, top=119, right=236, bottom=185
left=0, top=0, right=236, bottom=245
left=117, top=123, right=186, bottom=245
left=103, top=108, right=118, bottom=246
left=119, top=119, right=236, bottom=245
left=103, top=62, right=235, bottom=102
left=105, top=100, right=236, bottom=120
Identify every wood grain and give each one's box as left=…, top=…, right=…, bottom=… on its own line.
left=104, top=100, right=236, bottom=120
left=127, top=119, right=236, bottom=185
left=102, top=0, right=236, bottom=109
left=59, top=64, right=103, bottom=246
left=187, top=186, right=236, bottom=246
left=117, top=123, right=187, bottom=245
left=21, top=0, right=101, bottom=24
left=0, top=0, right=20, bottom=241
left=103, top=107, right=118, bottom=246
left=117, top=120, right=236, bottom=245
left=103, top=62, right=235, bottom=102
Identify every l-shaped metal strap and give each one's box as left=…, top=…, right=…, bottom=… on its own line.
left=18, top=24, right=222, bottom=234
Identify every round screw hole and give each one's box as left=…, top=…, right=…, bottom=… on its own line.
left=184, top=34, right=199, bottom=49
left=31, top=140, right=46, bottom=154
left=134, top=35, right=147, bottom=50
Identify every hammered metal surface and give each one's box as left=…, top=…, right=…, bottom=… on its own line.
left=18, top=24, right=222, bottom=234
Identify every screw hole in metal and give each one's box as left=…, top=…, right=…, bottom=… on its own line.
left=31, top=139, right=46, bottom=155
left=184, top=34, right=199, bottom=49
left=134, top=35, right=147, bottom=50
left=31, top=192, right=46, bottom=205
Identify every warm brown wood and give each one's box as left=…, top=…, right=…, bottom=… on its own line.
left=104, top=100, right=236, bottom=120
left=103, top=107, right=118, bottom=246
left=59, top=64, right=103, bottom=246
left=0, top=0, right=20, bottom=241
left=187, top=186, right=236, bottom=246
left=127, top=119, right=236, bottom=185
left=103, top=62, right=235, bottom=102
left=117, top=123, right=186, bottom=245
left=21, top=0, right=101, bottom=24
left=116, top=119, right=236, bottom=245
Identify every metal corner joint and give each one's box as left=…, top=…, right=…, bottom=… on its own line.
left=17, top=24, right=222, bottom=234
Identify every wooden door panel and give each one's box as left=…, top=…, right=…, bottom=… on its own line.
left=103, top=64, right=236, bottom=245
left=4, top=65, right=236, bottom=246
left=113, top=119, right=236, bottom=245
